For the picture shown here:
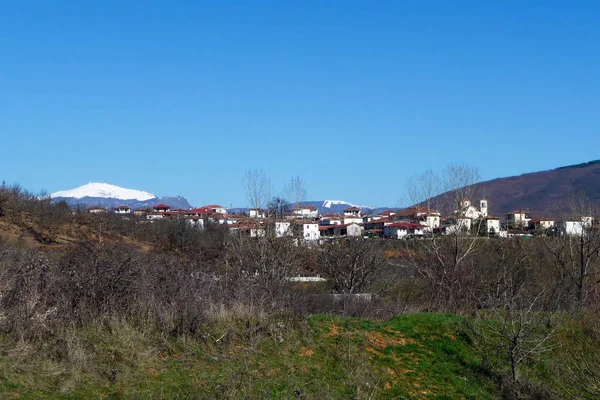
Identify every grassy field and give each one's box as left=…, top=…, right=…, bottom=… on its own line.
left=0, top=313, right=507, bottom=399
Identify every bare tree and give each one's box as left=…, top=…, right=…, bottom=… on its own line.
left=403, top=163, right=486, bottom=311
left=318, top=239, right=387, bottom=295
left=543, top=197, right=600, bottom=312
left=244, top=169, right=271, bottom=212
left=473, top=239, right=556, bottom=396
left=284, top=175, right=307, bottom=213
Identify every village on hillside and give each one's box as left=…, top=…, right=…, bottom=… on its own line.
left=83, top=197, right=596, bottom=241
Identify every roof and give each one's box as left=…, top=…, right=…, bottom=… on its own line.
left=88, top=206, right=106, bottom=210
left=188, top=207, right=213, bottom=214
left=115, top=205, right=131, bottom=210
left=295, top=205, right=317, bottom=211
left=344, top=207, right=361, bottom=211
left=154, top=203, right=170, bottom=209
left=386, top=222, right=426, bottom=229
left=205, top=204, right=225, bottom=209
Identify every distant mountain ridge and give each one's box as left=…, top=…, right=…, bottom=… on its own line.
left=426, top=160, right=600, bottom=218
left=50, top=183, right=192, bottom=210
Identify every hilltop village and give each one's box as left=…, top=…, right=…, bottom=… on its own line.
left=84, top=198, right=595, bottom=240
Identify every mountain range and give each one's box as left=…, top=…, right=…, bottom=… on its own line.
left=50, top=160, right=600, bottom=217
left=50, top=183, right=192, bottom=210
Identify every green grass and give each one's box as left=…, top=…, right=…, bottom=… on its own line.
left=0, top=314, right=508, bottom=399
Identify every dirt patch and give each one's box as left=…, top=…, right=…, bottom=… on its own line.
left=299, top=347, right=314, bottom=357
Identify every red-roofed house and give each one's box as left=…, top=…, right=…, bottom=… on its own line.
left=205, top=204, right=227, bottom=215
left=88, top=206, right=108, bottom=214
left=114, top=205, right=131, bottom=214
left=293, top=205, right=318, bottom=219
left=384, top=222, right=426, bottom=239
left=154, top=204, right=171, bottom=213
left=344, top=207, right=361, bottom=217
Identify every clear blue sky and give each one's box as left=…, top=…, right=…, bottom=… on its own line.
left=1, top=1, right=599, bottom=208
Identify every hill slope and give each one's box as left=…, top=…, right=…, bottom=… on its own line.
left=430, top=160, right=600, bottom=217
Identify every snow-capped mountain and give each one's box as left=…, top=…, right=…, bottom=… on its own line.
left=321, top=200, right=374, bottom=210
left=51, top=182, right=155, bottom=201
left=50, top=183, right=192, bottom=210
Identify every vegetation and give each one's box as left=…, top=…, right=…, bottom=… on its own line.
left=1, top=182, right=600, bottom=398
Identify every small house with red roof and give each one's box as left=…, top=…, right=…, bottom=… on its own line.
left=384, top=222, right=426, bottom=239
left=114, top=205, right=131, bottom=214
left=205, top=204, right=227, bottom=215
left=344, top=206, right=361, bottom=217
left=293, top=205, right=318, bottom=219
left=153, top=204, right=171, bottom=213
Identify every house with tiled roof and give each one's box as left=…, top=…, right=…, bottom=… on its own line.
left=293, top=205, right=318, bottom=219
left=114, top=205, right=131, bottom=214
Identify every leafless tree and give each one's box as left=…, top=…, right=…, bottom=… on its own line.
left=284, top=175, right=307, bottom=214
left=403, top=163, right=486, bottom=311
left=244, top=169, right=271, bottom=212
left=543, top=197, right=600, bottom=312
left=473, top=239, right=556, bottom=396
left=317, top=239, right=387, bottom=295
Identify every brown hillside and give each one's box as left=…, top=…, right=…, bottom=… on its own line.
left=463, top=160, right=600, bottom=217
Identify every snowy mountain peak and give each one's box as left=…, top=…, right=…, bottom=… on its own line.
left=322, top=200, right=373, bottom=209
left=51, top=182, right=156, bottom=201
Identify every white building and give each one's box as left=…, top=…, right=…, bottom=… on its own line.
left=506, top=210, right=532, bottom=229
left=346, top=223, right=364, bottom=237
left=275, top=221, right=292, bottom=237
left=249, top=208, right=266, bottom=219
left=298, top=221, right=319, bottom=241
left=293, top=205, right=319, bottom=219
left=344, top=207, right=361, bottom=217
left=561, top=216, right=593, bottom=236
left=384, top=222, right=426, bottom=239
left=457, top=199, right=488, bottom=219
left=114, top=205, right=131, bottom=214
left=206, top=204, right=227, bottom=215
left=485, top=216, right=501, bottom=235
left=343, top=215, right=363, bottom=225
left=88, top=206, right=107, bottom=214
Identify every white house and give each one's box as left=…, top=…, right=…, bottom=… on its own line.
left=249, top=208, right=266, bottom=219
left=298, top=221, right=319, bottom=241
left=146, top=213, right=164, bottom=220
left=506, top=210, right=532, bottom=229
left=560, top=216, right=593, bottom=236
left=344, top=207, right=361, bottom=217
left=206, top=204, right=227, bottom=215
left=114, top=205, right=131, bottom=214
left=293, top=205, right=318, bottom=219
left=154, top=204, right=171, bottom=213
left=88, top=206, right=107, bottom=214
left=275, top=221, right=292, bottom=237
left=485, top=216, right=501, bottom=235
left=384, top=222, right=426, bottom=239
left=185, top=216, right=205, bottom=230
left=531, top=218, right=555, bottom=231
left=346, top=222, right=364, bottom=237
left=343, top=215, right=363, bottom=225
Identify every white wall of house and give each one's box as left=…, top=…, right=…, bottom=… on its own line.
left=507, top=213, right=531, bottom=228
left=275, top=221, right=292, bottom=237
left=250, top=228, right=266, bottom=237
left=114, top=208, right=131, bottom=214
left=249, top=209, right=265, bottom=219
left=294, top=208, right=318, bottom=219
left=302, top=223, right=320, bottom=241
left=147, top=213, right=164, bottom=220
left=343, top=216, right=363, bottom=225
left=186, top=218, right=205, bottom=230
left=486, top=218, right=500, bottom=234
left=346, top=223, right=364, bottom=237
left=562, top=217, right=592, bottom=236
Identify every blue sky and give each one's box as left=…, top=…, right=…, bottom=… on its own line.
left=1, top=1, right=599, bottom=208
